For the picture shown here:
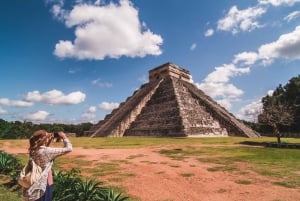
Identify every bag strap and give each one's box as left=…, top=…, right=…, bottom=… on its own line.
left=27, top=161, right=53, bottom=195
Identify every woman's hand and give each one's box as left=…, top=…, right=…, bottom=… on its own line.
left=58, top=131, right=67, bottom=140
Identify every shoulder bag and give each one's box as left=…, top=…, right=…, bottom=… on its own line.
left=18, top=158, right=43, bottom=188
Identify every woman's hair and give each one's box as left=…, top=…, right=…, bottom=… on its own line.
left=29, top=130, right=52, bottom=155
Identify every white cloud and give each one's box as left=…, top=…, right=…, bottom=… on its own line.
left=198, top=25, right=300, bottom=112
left=204, top=29, right=214, bottom=37
left=267, top=90, right=274, bottom=96
left=190, top=43, right=197, bottom=51
left=203, top=64, right=250, bottom=83
left=199, top=3, right=300, bottom=114
left=81, top=105, right=97, bottom=121
left=231, top=25, right=300, bottom=67
left=215, top=98, right=234, bottom=110
left=284, top=11, right=300, bottom=22
left=193, top=62, right=251, bottom=111
left=99, top=101, right=119, bottom=111
left=233, top=51, right=259, bottom=65
left=54, top=1, right=163, bottom=60
left=0, top=98, right=33, bottom=107
left=197, top=82, right=244, bottom=100
left=217, top=5, right=266, bottom=34
left=68, top=68, right=80, bottom=74
left=197, top=26, right=300, bottom=113
left=0, top=106, right=7, bottom=114
left=81, top=112, right=96, bottom=121
left=195, top=64, right=249, bottom=109
left=51, top=4, right=67, bottom=21
left=237, top=99, right=263, bottom=122
left=88, top=106, right=97, bottom=113
left=258, top=25, right=300, bottom=65
left=91, top=79, right=112, bottom=88
left=94, top=0, right=101, bottom=6
left=25, top=110, right=50, bottom=122
left=258, top=0, right=300, bottom=6
left=25, top=89, right=86, bottom=105
left=138, top=74, right=148, bottom=83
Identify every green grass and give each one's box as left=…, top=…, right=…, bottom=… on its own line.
left=86, top=162, right=121, bottom=177
left=235, top=179, right=252, bottom=185
left=53, top=136, right=300, bottom=149
left=217, top=188, right=228, bottom=193
left=54, top=156, right=91, bottom=169
left=0, top=186, right=20, bottom=201
left=1, top=136, right=300, bottom=149
left=207, top=165, right=237, bottom=172
left=158, top=139, right=300, bottom=188
left=159, top=148, right=187, bottom=161
left=180, top=173, right=195, bottom=177
left=108, top=173, right=136, bottom=182
left=273, top=181, right=297, bottom=188
left=126, top=154, right=145, bottom=159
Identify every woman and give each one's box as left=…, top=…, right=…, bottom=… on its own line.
left=22, top=130, right=72, bottom=201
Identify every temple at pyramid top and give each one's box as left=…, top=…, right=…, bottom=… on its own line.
left=87, top=62, right=260, bottom=138
left=149, top=62, right=191, bottom=83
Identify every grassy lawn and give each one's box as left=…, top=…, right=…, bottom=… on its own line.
left=0, top=186, right=20, bottom=201
left=158, top=139, right=300, bottom=188
left=1, top=136, right=299, bottom=148
left=68, top=136, right=300, bottom=148
left=1, top=136, right=300, bottom=200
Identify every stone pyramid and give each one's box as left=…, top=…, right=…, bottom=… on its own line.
left=88, top=62, right=259, bottom=138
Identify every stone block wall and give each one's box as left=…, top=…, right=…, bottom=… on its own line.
left=124, top=77, right=185, bottom=137
left=172, top=78, right=228, bottom=137
left=182, top=81, right=259, bottom=137
left=90, top=79, right=163, bottom=137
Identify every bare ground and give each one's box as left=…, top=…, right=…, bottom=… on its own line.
left=2, top=142, right=300, bottom=201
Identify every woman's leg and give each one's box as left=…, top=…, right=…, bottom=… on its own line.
left=43, top=184, right=53, bottom=201
left=35, top=184, right=53, bottom=201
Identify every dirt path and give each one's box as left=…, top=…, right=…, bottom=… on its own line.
left=2, top=142, right=300, bottom=201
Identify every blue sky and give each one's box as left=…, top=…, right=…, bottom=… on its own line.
left=1, top=0, right=300, bottom=124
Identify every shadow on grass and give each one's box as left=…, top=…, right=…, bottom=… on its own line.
left=240, top=141, right=300, bottom=149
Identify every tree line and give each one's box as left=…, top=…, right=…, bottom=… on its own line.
left=0, top=119, right=92, bottom=139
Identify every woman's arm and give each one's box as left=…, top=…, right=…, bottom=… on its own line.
left=44, top=132, right=72, bottom=161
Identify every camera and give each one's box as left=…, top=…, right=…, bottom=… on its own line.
left=53, top=132, right=61, bottom=142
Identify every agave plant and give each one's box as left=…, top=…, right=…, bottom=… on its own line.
left=52, top=169, right=129, bottom=201
left=0, top=151, right=22, bottom=190
left=52, top=169, right=82, bottom=201
left=101, top=189, right=129, bottom=201
left=69, top=179, right=106, bottom=201
left=0, top=151, right=22, bottom=174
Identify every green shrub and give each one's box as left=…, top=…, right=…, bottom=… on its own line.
left=0, top=151, right=22, bottom=174
left=101, top=189, right=129, bottom=201
left=0, top=151, right=23, bottom=191
left=69, top=179, right=106, bottom=201
left=52, top=169, right=82, bottom=201
left=52, top=169, right=128, bottom=201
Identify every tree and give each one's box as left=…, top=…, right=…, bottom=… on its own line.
left=283, top=75, right=300, bottom=131
left=258, top=96, right=293, bottom=144
left=257, top=75, right=300, bottom=141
